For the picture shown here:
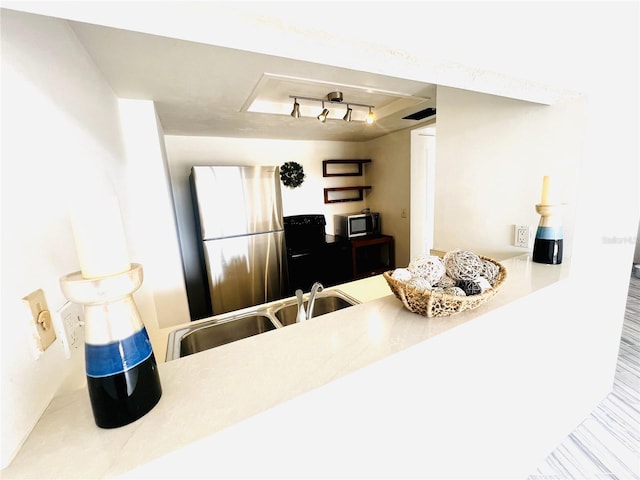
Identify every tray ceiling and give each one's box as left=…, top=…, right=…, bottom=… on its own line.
left=69, top=20, right=437, bottom=142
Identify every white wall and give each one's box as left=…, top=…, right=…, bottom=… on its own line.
left=410, top=125, right=437, bottom=258
left=364, top=128, right=414, bottom=267
left=163, top=135, right=367, bottom=318
left=118, top=101, right=190, bottom=330
left=0, top=12, right=190, bottom=468
left=0, top=10, right=129, bottom=468
left=434, top=87, right=585, bottom=261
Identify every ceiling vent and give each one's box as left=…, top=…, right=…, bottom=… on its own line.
left=403, top=107, right=436, bottom=121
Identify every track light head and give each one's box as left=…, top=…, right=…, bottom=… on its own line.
left=290, top=98, right=300, bottom=118
left=366, top=107, right=375, bottom=125
left=343, top=106, right=352, bottom=122
left=317, top=106, right=329, bottom=123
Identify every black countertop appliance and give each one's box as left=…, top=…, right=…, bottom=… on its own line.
left=283, top=215, right=352, bottom=295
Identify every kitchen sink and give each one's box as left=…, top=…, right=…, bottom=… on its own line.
left=166, top=290, right=359, bottom=361
left=168, top=313, right=278, bottom=359
left=274, top=295, right=356, bottom=326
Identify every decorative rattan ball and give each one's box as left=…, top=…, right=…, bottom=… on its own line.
left=443, top=286, right=467, bottom=296
left=477, top=276, right=493, bottom=292
left=456, top=279, right=482, bottom=296
left=408, top=277, right=432, bottom=290
left=444, top=250, right=484, bottom=281
left=435, top=275, right=457, bottom=289
left=391, top=268, right=412, bottom=281
left=408, top=255, right=445, bottom=285
left=481, top=259, right=500, bottom=285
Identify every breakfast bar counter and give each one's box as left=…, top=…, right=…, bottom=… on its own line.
left=4, top=254, right=594, bottom=479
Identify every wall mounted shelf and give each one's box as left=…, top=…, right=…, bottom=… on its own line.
left=322, top=159, right=371, bottom=177
left=323, top=186, right=371, bottom=204
left=322, top=159, right=372, bottom=204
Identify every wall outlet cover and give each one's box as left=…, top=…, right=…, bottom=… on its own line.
left=52, top=301, right=85, bottom=359
left=514, top=225, right=532, bottom=248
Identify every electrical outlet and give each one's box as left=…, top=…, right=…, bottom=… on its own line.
left=514, top=225, right=532, bottom=248
left=52, top=301, right=85, bottom=359
left=22, top=289, right=56, bottom=357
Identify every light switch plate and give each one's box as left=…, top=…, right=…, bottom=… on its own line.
left=22, top=288, right=57, bottom=357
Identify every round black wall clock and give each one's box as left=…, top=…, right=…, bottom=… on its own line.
left=280, top=161, right=305, bottom=188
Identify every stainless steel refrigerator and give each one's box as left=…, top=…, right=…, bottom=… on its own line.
left=190, top=165, right=287, bottom=316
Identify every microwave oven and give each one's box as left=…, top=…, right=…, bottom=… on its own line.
left=334, top=212, right=381, bottom=238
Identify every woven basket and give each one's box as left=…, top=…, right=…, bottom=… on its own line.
left=383, top=256, right=507, bottom=317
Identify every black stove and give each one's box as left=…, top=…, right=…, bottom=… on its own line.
left=283, top=215, right=352, bottom=294
left=283, top=214, right=327, bottom=251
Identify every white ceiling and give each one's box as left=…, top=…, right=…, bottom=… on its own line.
left=69, top=20, right=438, bottom=142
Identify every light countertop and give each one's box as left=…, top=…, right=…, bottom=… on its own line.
left=3, top=255, right=574, bottom=479
left=148, top=273, right=396, bottom=364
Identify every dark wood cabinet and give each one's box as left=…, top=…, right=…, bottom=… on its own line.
left=350, top=235, right=395, bottom=279
left=322, top=240, right=353, bottom=286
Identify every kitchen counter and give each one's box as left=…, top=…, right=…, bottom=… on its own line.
left=147, top=272, right=394, bottom=364
left=4, top=255, right=582, bottom=479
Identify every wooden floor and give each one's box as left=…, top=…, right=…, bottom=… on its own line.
left=529, top=273, right=640, bottom=479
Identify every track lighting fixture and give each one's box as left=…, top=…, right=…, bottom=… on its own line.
left=289, top=92, right=375, bottom=124
left=343, top=105, right=352, bottom=122
left=317, top=102, right=329, bottom=123
left=290, top=98, right=300, bottom=118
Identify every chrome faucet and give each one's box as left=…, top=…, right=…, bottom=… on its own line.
left=295, top=282, right=324, bottom=322
left=295, top=289, right=306, bottom=323
left=306, top=282, right=324, bottom=320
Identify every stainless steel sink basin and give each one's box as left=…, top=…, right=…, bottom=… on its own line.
left=274, top=295, right=356, bottom=326
left=166, top=289, right=359, bottom=361
left=167, top=313, right=277, bottom=359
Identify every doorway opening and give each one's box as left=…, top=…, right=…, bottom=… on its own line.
left=410, top=125, right=436, bottom=259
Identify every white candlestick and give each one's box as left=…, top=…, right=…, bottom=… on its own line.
left=541, top=175, right=553, bottom=204
left=70, top=196, right=131, bottom=279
